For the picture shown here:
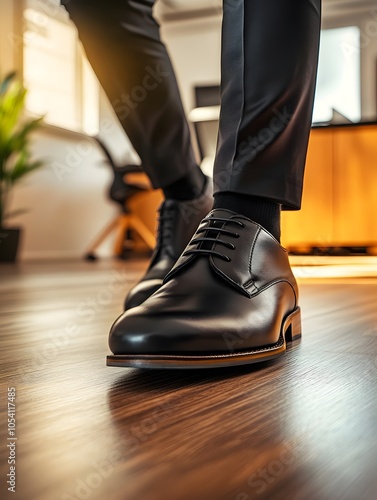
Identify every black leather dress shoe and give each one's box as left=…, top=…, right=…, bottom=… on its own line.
left=108, top=209, right=301, bottom=369
left=124, top=177, right=213, bottom=310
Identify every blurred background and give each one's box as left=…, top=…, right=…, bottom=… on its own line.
left=1, top=0, right=377, bottom=262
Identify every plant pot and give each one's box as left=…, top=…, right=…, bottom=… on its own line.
left=0, top=227, right=21, bottom=262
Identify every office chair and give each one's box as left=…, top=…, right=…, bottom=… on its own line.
left=84, top=138, right=156, bottom=260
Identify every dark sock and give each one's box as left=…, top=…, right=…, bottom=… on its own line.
left=163, top=167, right=206, bottom=201
left=214, top=192, right=281, bottom=241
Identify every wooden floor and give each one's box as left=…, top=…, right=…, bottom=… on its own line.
left=1, top=257, right=377, bottom=500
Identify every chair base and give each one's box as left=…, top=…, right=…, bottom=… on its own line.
left=84, top=212, right=155, bottom=260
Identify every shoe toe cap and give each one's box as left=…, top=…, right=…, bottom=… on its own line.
left=108, top=309, right=177, bottom=355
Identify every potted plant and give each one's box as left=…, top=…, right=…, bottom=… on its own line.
left=0, top=72, right=44, bottom=262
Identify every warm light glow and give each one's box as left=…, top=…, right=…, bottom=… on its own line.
left=313, top=26, right=361, bottom=123
left=188, top=106, right=220, bottom=123
left=23, top=4, right=99, bottom=133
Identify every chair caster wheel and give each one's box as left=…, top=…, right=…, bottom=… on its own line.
left=84, top=253, right=98, bottom=261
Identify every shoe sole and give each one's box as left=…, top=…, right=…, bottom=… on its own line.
left=106, top=307, right=302, bottom=370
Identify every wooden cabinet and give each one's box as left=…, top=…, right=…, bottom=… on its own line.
left=282, top=124, right=377, bottom=251
left=281, top=128, right=334, bottom=249
left=333, top=126, right=377, bottom=245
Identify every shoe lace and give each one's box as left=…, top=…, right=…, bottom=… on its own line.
left=183, top=217, right=245, bottom=262
left=156, top=204, right=177, bottom=248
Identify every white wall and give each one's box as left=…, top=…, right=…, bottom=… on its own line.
left=159, top=14, right=222, bottom=113
left=10, top=128, right=111, bottom=260
left=321, top=9, right=377, bottom=120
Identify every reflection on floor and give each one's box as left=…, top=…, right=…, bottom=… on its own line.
left=0, top=257, right=377, bottom=500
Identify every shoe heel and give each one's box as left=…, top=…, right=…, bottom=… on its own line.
left=284, top=307, right=302, bottom=342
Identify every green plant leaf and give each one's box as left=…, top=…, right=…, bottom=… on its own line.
left=0, top=72, right=16, bottom=96
left=9, top=117, right=44, bottom=152
left=0, top=73, right=44, bottom=226
left=0, top=84, right=27, bottom=139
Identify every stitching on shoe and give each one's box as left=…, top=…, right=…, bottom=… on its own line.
left=285, top=280, right=298, bottom=309
left=209, top=256, right=252, bottom=298
left=246, top=279, right=295, bottom=298
left=248, top=226, right=261, bottom=288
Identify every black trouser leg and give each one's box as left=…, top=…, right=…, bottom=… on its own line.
left=214, top=0, right=322, bottom=210
left=62, top=0, right=198, bottom=189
